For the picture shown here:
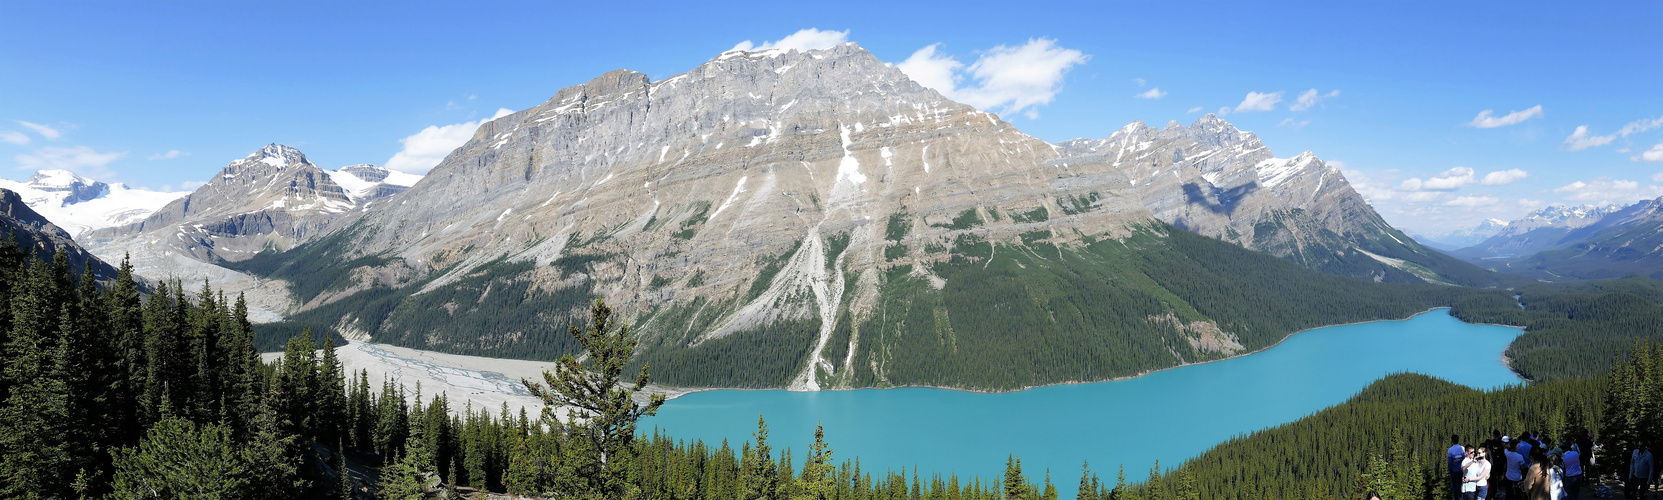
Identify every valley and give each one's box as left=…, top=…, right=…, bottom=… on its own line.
left=2, top=10, right=1657, bottom=498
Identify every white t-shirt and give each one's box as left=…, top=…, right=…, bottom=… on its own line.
left=1463, top=458, right=1483, bottom=492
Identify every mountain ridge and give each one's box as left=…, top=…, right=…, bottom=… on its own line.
left=205, top=43, right=1506, bottom=391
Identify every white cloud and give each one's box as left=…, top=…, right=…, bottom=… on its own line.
left=1133, top=78, right=1146, bottom=86
left=0, top=131, right=27, bottom=145
left=896, top=38, right=1089, bottom=120
left=1517, top=198, right=1546, bottom=210
left=896, top=44, right=962, bottom=97
left=1653, top=172, right=1663, bottom=182
left=1278, top=118, right=1310, bottom=129
left=1480, top=169, right=1529, bottom=186
left=1187, top=106, right=1203, bottom=114
left=1289, top=89, right=1340, bottom=111
left=1638, top=143, right=1663, bottom=163
left=1234, top=91, right=1283, bottom=112
left=732, top=28, right=849, bottom=52
left=385, top=108, right=514, bottom=174
left=1135, top=87, right=1166, bottom=99
left=1446, top=195, right=1500, bottom=207
left=1562, top=125, right=1615, bottom=151
left=1553, top=178, right=1663, bottom=203
left=1618, top=115, right=1663, bottom=136
left=1561, top=115, right=1663, bottom=152
left=1466, top=105, right=1543, bottom=128
left=17, top=121, right=61, bottom=140
left=147, top=150, right=188, bottom=160
left=1400, top=167, right=1475, bottom=191
left=14, top=145, right=126, bottom=178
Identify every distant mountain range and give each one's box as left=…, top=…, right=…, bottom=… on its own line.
left=1427, top=201, right=1663, bottom=280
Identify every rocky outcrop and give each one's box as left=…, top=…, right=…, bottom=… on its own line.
left=0, top=188, right=120, bottom=279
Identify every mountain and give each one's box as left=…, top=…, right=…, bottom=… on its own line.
left=1053, top=118, right=1494, bottom=286
left=0, top=188, right=120, bottom=279
left=1417, top=218, right=1510, bottom=250
left=80, top=144, right=419, bottom=322
left=0, top=169, right=189, bottom=237
left=227, top=43, right=1488, bottom=390
left=1514, top=197, right=1663, bottom=280
left=1449, top=204, right=1622, bottom=261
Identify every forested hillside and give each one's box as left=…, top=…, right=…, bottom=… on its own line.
left=1113, top=296, right=1663, bottom=499
left=251, top=222, right=1513, bottom=391
left=1450, top=276, right=1663, bottom=381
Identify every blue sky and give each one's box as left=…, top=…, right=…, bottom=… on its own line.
left=2, top=1, right=1659, bottom=234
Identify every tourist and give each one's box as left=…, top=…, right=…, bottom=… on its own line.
left=1518, top=432, right=1535, bottom=469
left=1506, top=439, right=1527, bottom=499
left=1628, top=440, right=1654, bottom=499
left=1366, top=492, right=1382, bottom=500
left=1462, top=447, right=1484, bottom=500
left=1484, top=431, right=1506, bottom=500
left=1475, top=447, right=1492, bottom=500
left=1451, top=434, right=1468, bottom=498
left=1492, top=436, right=1512, bottom=500
left=1652, top=440, right=1663, bottom=493
left=1563, top=442, right=1584, bottom=500
left=1521, top=447, right=1552, bottom=500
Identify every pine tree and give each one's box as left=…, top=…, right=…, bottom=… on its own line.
left=504, top=437, right=540, bottom=496
left=0, top=257, right=75, bottom=498
left=741, top=415, right=778, bottom=500
left=1002, top=455, right=1025, bottom=500
left=521, top=299, right=667, bottom=498
left=107, top=256, right=145, bottom=446
left=797, top=423, right=836, bottom=500
left=380, top=427, right=436, bottom=500
left=316, top=338, right=348, bottom=450
left=1077, top=462, right=1098, bottom=500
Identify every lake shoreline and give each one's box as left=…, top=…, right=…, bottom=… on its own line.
left=270, top=307, right=1524, bottom=404
left=651, top=306, right=1526, bottom=400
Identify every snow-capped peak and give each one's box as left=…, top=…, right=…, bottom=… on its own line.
left=0, top=170, right=188, bottom=237
left=245, top=143, right=310, bottom=169
left=1524, top=204, right=1618, bottom=223
left=27, top=169, right=93, bottom=189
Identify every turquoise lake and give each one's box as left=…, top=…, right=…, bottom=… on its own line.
left=643, top=308, right=1522, bottom=492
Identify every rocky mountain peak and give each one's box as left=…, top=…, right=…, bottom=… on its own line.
left=247, top=143, right=311, bottom=169
left=338, top=164, right=391, bottom=182
left=26, top=169, right=110, bottom=205
left=1055, top=114, right=1473, bottom=284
